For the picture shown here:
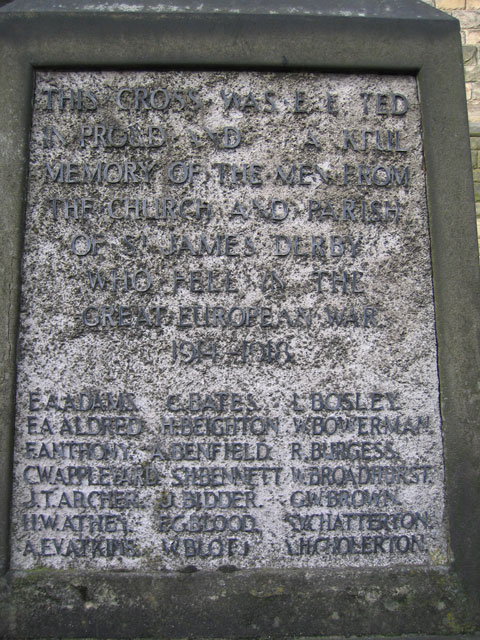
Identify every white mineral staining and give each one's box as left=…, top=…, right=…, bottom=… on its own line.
left=10, top=71, right=446, bottom=571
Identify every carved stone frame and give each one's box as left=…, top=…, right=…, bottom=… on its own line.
left=0, top=2, right=479, bottom=636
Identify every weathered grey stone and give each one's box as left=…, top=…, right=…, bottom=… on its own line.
left=0, top=0, right=457, bottom=18
left=9, top=70, right=446, bottom=572
left=0, top=0, right=479, bottom=638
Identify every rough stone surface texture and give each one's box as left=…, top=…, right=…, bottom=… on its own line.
left=10, top=70, right=447, bottom=572
left=0, top=0, right=449, bottom=18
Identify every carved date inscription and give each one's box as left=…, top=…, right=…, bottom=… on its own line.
left=10, top=71, right=447, bottom=569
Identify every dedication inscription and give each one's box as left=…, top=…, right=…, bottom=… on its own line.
left=10, top=71, right=447, bottom=570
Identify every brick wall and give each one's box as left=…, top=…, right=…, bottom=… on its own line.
left=423, top=0, right=480, bottom=245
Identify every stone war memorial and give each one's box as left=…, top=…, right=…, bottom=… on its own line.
left=0, top=0, right=480, bottom=638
